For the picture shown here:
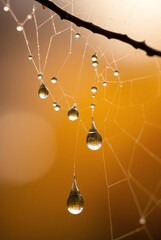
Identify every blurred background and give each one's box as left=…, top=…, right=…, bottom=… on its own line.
left=0, top=0, right=161, bottom=239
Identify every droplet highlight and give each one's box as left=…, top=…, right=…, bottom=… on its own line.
left=86, top=118, right=102, bottom=150
left=67, top=176, right=84, bottom=215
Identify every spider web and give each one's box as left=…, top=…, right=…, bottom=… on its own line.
left=1, top=0, right=161, bottom=239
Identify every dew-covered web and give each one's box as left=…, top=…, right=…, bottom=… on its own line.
left=1, top=0, right=161, bottom=239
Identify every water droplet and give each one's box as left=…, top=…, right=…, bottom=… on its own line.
left=27, top=14, right=32, bottom=20
left=16, top=25, right=23, bottom=32
left=91, top=86, right=97, bottom=93
left=68, top=104, right=79, bottom=121
left=139, top=216, right=146, bottom=225
left=90, top=103, right=95, bottom=109
left=114, top=70, right=119, bottom=77
left=75, top=33, right=81, bottom=38
left=37, top=73, right=43, bottom=80
left=51, top=77, right=57, bottom=84
left=86, top=118, right=102, bottom=150
left=103, top=81, right=108, bottom=87
left=67, top=176, right=84, bottom=215
left=4, top=4, right=10, bottom=11
left=53, top=103, right=60, bottom=111
left=91, top=53, right=97, bottom=61
left=28, top=55, right=33, bottom=60
left=92, top=61, right=98, bottom=67
left=38, top=83, right=49, bottom=99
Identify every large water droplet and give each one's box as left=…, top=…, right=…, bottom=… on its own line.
left=67, top=176, right=84, bottom=215
left=86, top=118, right=102, bottom=150
left=38, top=83, right=49, bottom=99
left=68, top=104, right=79, bottom=121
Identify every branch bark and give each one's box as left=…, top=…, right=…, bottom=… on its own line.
left=35, top=0, right=161, bottom=57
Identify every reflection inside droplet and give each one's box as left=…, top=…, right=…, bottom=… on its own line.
left=67, top=176, right=84, bottom=215
left=68, top=104, right=79, bottom=121
left=86, top=118, right=102, bottom=150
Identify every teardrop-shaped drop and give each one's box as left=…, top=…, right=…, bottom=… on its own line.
left=86, top=118, right=102, bottom=150
left=68, top=104, right=79, bottom=121
left=38, top=83, right=49, bottom=99
left=67, top=176, right=84, bottom=215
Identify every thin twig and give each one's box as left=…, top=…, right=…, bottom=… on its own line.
left=35, top=0, right=161, bottom=57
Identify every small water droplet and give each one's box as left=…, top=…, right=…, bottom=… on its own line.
left=4, top=4, right=10, bottom=11
left=38, top=83, right=49, bottom=99
left=37, top=74, right=43, bottom=80
left=92, top=60, right=98, bottom=67
left=91, top=86, right=97, bottom=93
left=51, top=77, right=57, bottom=84
left=90, top=103, right=95, bottom=109
left=53, top=103, right=60, bottom=111
left=68, top=104, right=79, bottom=121
left=139, top=216, right=146, bottom=225
left=75, top=33, right=81, bottom=38
left=114, top=70, right=119, bottom=77
left=27, top=14, right=32, bottom=20
left=67, top=176, right=84, bottom=215
left=103, top=81, right=108, bottom=87
left=91, top=53, right=97, bottom=61
left=28, top=55, right=33, bottom=60
left=16, top=25, right=23, bottom=32
left=86, top=118, right=102, bottom=150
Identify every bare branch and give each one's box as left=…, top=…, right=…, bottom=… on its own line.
left=35, top=0, right=161, bottom=57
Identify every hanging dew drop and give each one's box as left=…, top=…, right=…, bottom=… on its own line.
left=67, top=176, right=84, bottom=215
left=68, top=104, right=79, bottom=121
left=91, top=86, right=97, bottom=93
left=92, top=60, right=98, bottom=67
left=91, top=53, right=97, bottom=61
left=28, top=55, right=33, bottom=60
left=90, top=103, right=95, bottom=109
left=37, top=73, right=43, bottom=80
left=4, top=4, right=10, bottom=11
left=75, top=33, right=81, bottom=38
left=139, top=216, right=146, bottom=225
left=27, top=14, right=32, bottom=20
left=103, top=81, right=108, bottom=87
left=114, top=70, right=119, bottom=77
left=86, top=118, right=102, bottom=150
left=53, top=103, right=60, bottom=111
left=51, top=77, right=58, bottom=84
left=16, top=25, right=23, bottom=31
left=38, top=83, right=49, bottom=99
